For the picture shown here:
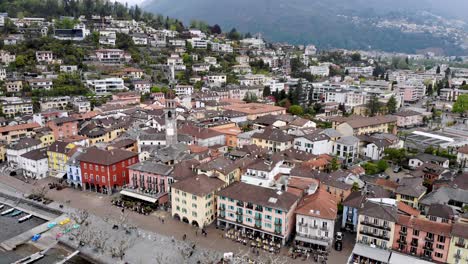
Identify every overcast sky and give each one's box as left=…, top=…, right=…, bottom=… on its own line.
left=114, top=0, right=145, bottom=6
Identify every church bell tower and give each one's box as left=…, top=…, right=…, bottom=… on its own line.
left=164, top=92, right=178, bottom=146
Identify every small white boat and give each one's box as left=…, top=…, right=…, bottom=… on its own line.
left=0, top=204, right=4, bottom=210
left=11, top=210, right=22, bottom=217
left=1, top=208, right=14, bottom=215
left=18, top=214, right=33, bottom=223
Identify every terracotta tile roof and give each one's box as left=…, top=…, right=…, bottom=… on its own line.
left=76, top=147, right=137, bottom=165
left=452, top=221, right=468, bottom=239
left=295, top=188, right=338, bottom=220
left=0, top=122, right=40, bottom=133
left=397, top=202, right=421, bottom=217
left=458, top=145, right=468, bottom=155
left=178, top=124, right=223, bottom=139
left=252, top=127, right=293, bottom=142
left=342, top=115, right=397, bottom=129
left=397, top=215, right=452, bottom=236
left=374, top=179, right=399, bottom=191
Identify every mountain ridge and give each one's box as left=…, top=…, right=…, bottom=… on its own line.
left=142, top=0, right=468, bottom=55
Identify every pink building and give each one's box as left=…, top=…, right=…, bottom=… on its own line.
left=217, top=182, right=300, bottom=245
left=124, top=161, right=174, bottom=204
left=393, top=215, right=452, bottom=263
left=47, top=117, right=79, bottom=140
left=109, top=91, right=141, bottom=105
left=394, top=110, right=423, bottom=128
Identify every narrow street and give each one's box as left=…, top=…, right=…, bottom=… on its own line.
left=0, top=174, right=353, bottom=263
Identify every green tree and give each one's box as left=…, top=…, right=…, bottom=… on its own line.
left=329, top=157, right=340, bottom=172
left=288, top=105, right=304, bottom=116
left=453, top=94, right=468, bottom=114
left=366, top=94, right=382, bottom=116
left=436, top=66, right=441, bottom=74
left=377, top=160, right=389, bottom=172
left=263, top=86, right=271, bottom=97
left=386, top=95, right=397, bottom=114
left=150, top=86, right=162, bottom=93
left=350, top=53, right=361, bottom=61
left=243, top=92, right=258, bottom=103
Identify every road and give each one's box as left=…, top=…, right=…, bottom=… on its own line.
left=0, top=174, right=354, bottom=263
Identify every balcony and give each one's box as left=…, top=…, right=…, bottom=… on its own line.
left=360, top=229, right=390, bottom=241
left=360, top=220, right=391, bottom=231
left=299, top=222, right=308, bottom=227
left=246, top=203, right=253, bottom=209
left=423, top=245, right=433, bottom=251
left=236, top=201, right=244, bottom=207
left=255, top=215, right=262, bottom=220
left=399, top=229, right=407, bottom=235
left=425, top=236, right=434, bottom=242
left=255, top=222, right=262, bottom=229
left=411, top=241, right=418, bottom=247
left=236, top=218, right=243, bottom=223
left=219, top=206, right=226, bottom=211
left=320, top=226, right=328, bottom=231
left=274, top=229, right=282, bottom=235
left=455, top=241, right=466, bottom=248
left=218, top=213, right=225, bottom=219
left=255, top=206, right=263, bottom=212
left=236, top=210, right=243, bottom=215
left=398, top=239, right=407, bottom=245
left=454, top=253, right=461, bottom=259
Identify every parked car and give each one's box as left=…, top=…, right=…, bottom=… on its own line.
left=335, top=232, right=343, bottom=241
left=393, top=166, right=401, bottom=173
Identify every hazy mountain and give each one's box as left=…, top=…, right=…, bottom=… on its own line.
left=142, top=0, right=468, bottom=55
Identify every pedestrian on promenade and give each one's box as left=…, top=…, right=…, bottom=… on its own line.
left=183, top=234, right=186, bottom=240
left=195, top=230, right=198, bottom=236
left=162, top=219, right=164, bottom=224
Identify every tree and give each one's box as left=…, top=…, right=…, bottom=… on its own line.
left=436, top=66, right=441, bottom=74
left=453, top=94, right=468, bottom=114
left=384, top=148, right=406, bottom=164
left=351, top=53, right=361, bottom=61
left=243, top=92, right=258, bottom=103
left=328, top=157, right=340, bottom=172
left=288, top=105, right=304, bottom=116
left=377, top=160, right=389, bottom=172
left=427, top=83, right=433, bottom=95
left=386, top=95, right=397, bottom=114
left=263, top=86, right=271, bottom=97
left=227, top=28, right=241, bottom=40
left=210, top=24, right=222, bottom=34
left=366, top=94, right=382, bottom=116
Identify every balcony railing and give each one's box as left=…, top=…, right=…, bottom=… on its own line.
left=246, top=203, right=253, bottom=209
left=236, top=201, right=244, bottom=207
left=455, top=241, right=466, bottom=248
left=299, top=222, right=308, bottom=227
left=454, top=253, right=461, bottom=259
left=255, top=206, right=263, bottom=212
left=360, top=220, right=391, bottom=231
left=255, top=215, right=262, bottom=220
left=255, top=223, right=262, bottom=229
left=274, top=229, right=282, bottom=234
left=275, top=221, right=282, bottom=226
left=423, top=245, right=433, bottom=251
left=236, top=210, right=243, bottom=215
left=399, top=229, right=407, bottom=235
left=320, top=226, right=328, bottom=231
left=425, top=236, right=434, bottom=242
left=411, top=241, right=418, bottom=247
left=236, top=218, right=243, bottom=223
left=398, top=239, right=407, bottom=245
left=360, top=229, right=390, bottom=241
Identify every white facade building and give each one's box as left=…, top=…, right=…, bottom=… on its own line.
left=86, top=78, right=125, bottom=94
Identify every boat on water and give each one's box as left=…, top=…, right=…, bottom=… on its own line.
left=18, top=214, right=33, bottom=223
left=1, top=208, right=14, bottom=216
left=0, top=204, right=4, bottom=210
left=11, top=210, right=22, bottom=217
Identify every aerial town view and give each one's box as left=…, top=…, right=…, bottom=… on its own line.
left=0, top=0, right=467, bottom=263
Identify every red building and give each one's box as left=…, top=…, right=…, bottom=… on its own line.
left=393, top=215, right=452, bottom=263
left=47, top=116, right=79, bottom=140
left=77, top=147, right=138, bottom=194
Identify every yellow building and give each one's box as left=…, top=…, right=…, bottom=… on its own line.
left=0, top=122, right=40, bottom=144
left=47, top=141, right=77, bottom=177
left=35, top=128, right=55, bottom=147
left=333, top=115, right=397, bottom=136
left=252, top=127, right=293, bottom=152
left=0, top=143, right=6, bottom=163
left=171, top=174, right=225, bottom=228
left=447, top=217, right=468, bottom=264
left=395, top=177, right=427, bottom=209
left=85, top=127, right=127, bottom=145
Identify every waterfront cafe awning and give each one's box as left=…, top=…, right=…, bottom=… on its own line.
left=120, top=190, right=158, bottom=203
left=351, top=243, right=391, bottom=264
left=295, top=235, right=329, bottom=247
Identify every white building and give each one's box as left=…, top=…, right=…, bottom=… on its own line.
left=28, top=78, right=53, bottom=90
left=0, top=67, right=6, bottom=81
left=210, top=42, right=233, bottom=53
left=35, top=51, right=54, bottom=63
left=206, top=74, right=226, bottom=87
left=86, top=78, right=125, bottom=94
left=59, top=65, right=78, bottom=73
left=188, top=38, right=208, bottom=49
left=6, top=138, right=42, bottom=166
left=294, top=132, right=333, bottom=155
left=345, top=66, right=374, bottom=76
left=19, top=148, right=48, bottom=179
left=0, top=50, right=16, bottom=65
left=333, top=136, right=359, bottom=165
left=241, top=159, right=283, bottom=188
left=94, top=49, right=131, bottom=64
left=72, top=98, right=91, bottom=113
left=309, top=65, right=330, bottom=77
left=99, top=31, right=117, bottom=46
left=1, top=97, right=33, bottom=117
left=174, top=85, right=194, bottom=97
left=132, top=34, right=148, bottom=45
